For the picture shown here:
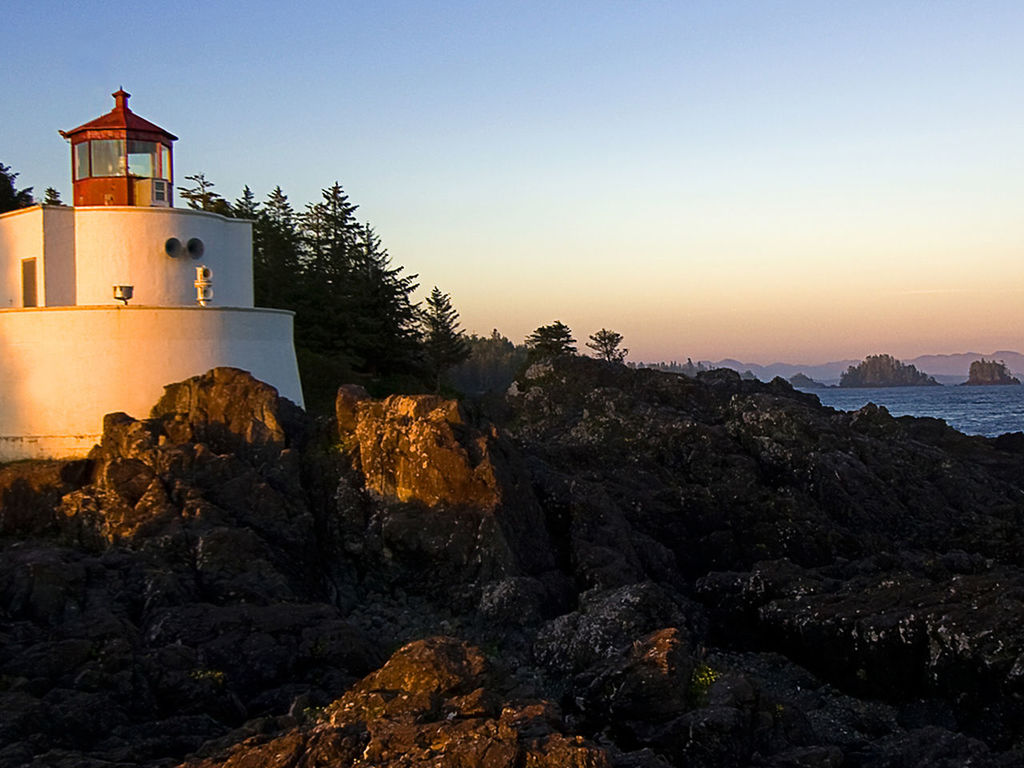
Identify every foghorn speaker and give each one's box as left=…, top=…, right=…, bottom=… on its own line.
left=164, top=237, right=184, bottom=258
left=187, top=238, right=205, bottom=259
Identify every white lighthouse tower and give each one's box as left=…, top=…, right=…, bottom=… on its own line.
left=0, top=90, right=304, bottom=461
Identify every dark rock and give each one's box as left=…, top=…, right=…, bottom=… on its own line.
left=337, top=390, right=556, bottom=587
left=181, top=637, right=613, bottom=768
left=5, top=359, right=1024, bottom=766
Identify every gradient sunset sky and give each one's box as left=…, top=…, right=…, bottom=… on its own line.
left=5, top=1, right=1022, bottom=364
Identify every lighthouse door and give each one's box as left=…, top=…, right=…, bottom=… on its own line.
left=21, top=258, right=37, bottom=308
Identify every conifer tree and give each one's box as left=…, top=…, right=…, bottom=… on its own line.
left=344, top=223, right=422, bottom=377
left=233, top=185, right=260, bottom=219
left=178, top=172, right=231, bottom=215
left=586, top=328, right=628, bottom=363
left=42, top=187, right=64, bottom=205
left=0, top=162, right=34, bottom=212
left=254, top=186, right=301, bottom=309
left=525, top=321, right=577, bottom=359
left=422, top=287, right=470, bottom=392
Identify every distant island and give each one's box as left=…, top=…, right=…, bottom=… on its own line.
left=788, top=372, right=826, bottom=388
left=839, top=354, right=940, bottom=388
left=964, top=359, right=1021, bottom=385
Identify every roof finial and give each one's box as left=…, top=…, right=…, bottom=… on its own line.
left=112, top=88, right=130, bottom=112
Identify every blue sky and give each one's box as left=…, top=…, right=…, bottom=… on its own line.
left=5, top=1, right=1023, bottom=362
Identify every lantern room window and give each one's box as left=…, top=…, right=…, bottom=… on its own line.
left=127, top=141, right=157, bottom=178
left=74, top=143, right=90, bottom=180
left=90, top=139, right=126, bottom=177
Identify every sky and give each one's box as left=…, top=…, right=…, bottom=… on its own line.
left=5, top=1, right=1023, bottom=364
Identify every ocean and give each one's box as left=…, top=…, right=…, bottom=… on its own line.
left=795, top=385, right=1024, bottom=437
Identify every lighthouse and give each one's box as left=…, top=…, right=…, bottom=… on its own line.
left=60, top=89, right=177, bottom=208
left=0, top=91, right=304, bottom=461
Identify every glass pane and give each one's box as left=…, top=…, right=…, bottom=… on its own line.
left=90, top=140, right=125, bottom=177
left=127, top=140, right=156, bottom=178
left=74, top=142, right=90, bottom=180
left=160, top=145, right=171, bottom=180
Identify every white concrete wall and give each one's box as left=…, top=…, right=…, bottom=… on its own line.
left=0, top=305, right=302, bottom=461
left=0, top=207, right=44, bottom=308
left=72, top=207, right=254, bottom=307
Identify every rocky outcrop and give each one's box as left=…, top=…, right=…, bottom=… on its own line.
left=182, top=637, right=612, bottom=768
left=839, top=354, right=940, bottom=387
left=335, top=387, right=555, bottom=585
left=5, top=361, right=1024, bottom=766
left=965, top=359, right=1021, bottom=385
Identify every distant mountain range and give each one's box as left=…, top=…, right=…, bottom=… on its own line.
left=699, top=351, right=1024, bottom=386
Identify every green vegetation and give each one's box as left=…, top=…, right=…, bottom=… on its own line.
left=422, top=287, right=471, bottom=393
left=448, top=330, right=528, bottom=394
left=525, top=321, right=577, bottom=359
left=178, top=174, right=426, bottom=411
left=586, top=328, right=628, bottom=363
left=965, top=359, right=1021, bottom=385
left=839, top=354, right=940, bottom=388
left=0, top=162, right=34, bottom=213
left=688, top=662, right=720, bottom=705
left=639, top=358, right=709, bottom=377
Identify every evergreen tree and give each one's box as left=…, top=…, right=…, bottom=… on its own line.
left=525, top=321, right=577, bottom=359
left=178, top=172, right=231, bottom=214
left=344, top=223, right=422, bottom=377
left=586, top=328, right=627, bottom=363
left=422, top=287, right=470, bottom=392
left=255, top=186, right=302, bottom=310
left=42, top=187, right=64, bottom=205
left=0, top=162, right=34, bottom=212
left=245, top=179, right=427, bottom=406
left=448, top=330, right=528, bottom=394
left=233, top=185, right=260, bottom=219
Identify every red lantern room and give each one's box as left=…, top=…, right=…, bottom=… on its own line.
left=60, top=89, right=177, bottom=207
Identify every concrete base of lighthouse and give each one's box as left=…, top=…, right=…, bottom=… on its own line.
left=0, top=305, right=302, bottom=461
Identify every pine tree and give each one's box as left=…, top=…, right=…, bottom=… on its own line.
left=42, top=187, right=65, bottom=205
left=254, top=186, right=301, bottom=309
left=344, top=223, right=422, bottom=377
left=422, top=287, right=470, bottom=392
left=586, top=328, right=627, bottom=363
left=177, top=172, right=231, bottom=214
left=0, top=162, right=34, bottom=213
left=526, top=321, right=577, bottom=359
left=233, top=185, right=260, bottom=219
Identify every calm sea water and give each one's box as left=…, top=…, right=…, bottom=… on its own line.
left=795, top=385, right=1024, bottom=437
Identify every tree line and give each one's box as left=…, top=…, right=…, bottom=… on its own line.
left=0, top=162, right=63, bottom=212
left=176, top=173, right=479, bottom=411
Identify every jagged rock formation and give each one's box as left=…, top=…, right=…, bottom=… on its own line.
left=181, top=636, right=611, bottom=768
left=2, top=361, right=1024, bottom=766
left=965, top=358, right=1021, bottom=385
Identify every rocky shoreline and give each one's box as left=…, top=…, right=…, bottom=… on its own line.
left=2, top=361, right=1024, bottom=766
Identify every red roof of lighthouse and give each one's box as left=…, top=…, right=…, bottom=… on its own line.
left=60, top=89, right=178, bottom=142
